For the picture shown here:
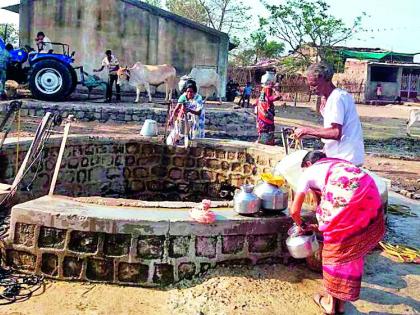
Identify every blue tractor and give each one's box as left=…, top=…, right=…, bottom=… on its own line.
left=1, top=38, right=92, bottom=101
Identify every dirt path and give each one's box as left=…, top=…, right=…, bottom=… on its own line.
left=1, top=253, right=418, bottom=315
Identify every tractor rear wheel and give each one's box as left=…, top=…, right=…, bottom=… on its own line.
left=66, top=66, right=78, bottom=97
left=29, top=59, right=72, bottom=101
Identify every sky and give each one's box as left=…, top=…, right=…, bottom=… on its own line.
left=1, top=0, right=420, bottom=58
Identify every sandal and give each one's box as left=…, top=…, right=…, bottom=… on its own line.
left=313, top=293, right=335, bottom=315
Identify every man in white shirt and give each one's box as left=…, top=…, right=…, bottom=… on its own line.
left=35, top=32, right=53, bottom=53
left=94, top=50, right=121, bottom=102
left=295, top=63, right=365, bottom=166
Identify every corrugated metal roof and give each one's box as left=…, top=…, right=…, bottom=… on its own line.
left=1, top=4, right=19, bottom=13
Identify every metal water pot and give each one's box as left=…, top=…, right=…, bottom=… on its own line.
left=261, top=71, right=276, bottom=85
left=233, top=184, right=261, bottom=215
left=286, top=224, right=319, bottom=259
left=140, top=119, right=158, bottom=137
left=253, top=181, right=288, bottom=211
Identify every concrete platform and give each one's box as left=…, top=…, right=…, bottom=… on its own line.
left=4, top=195, right=312, bottom=287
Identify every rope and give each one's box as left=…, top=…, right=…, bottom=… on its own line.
left=15, top=109, right=21, bottom=175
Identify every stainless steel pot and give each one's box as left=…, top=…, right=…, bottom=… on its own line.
left=253, top=181, right=288, bottom=211
left=261, top=71, right=276, bottom=85
left=286, top=225, right=319, bottom=259
left=233, top=184, right=261, bottom=215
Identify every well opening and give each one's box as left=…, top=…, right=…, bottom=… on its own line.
left=2, top=136, right=284, bottom=204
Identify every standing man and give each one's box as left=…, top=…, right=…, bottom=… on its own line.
left=294, top=62, right=365, bottom=166
left=94, top=50, right=121, bottom=102
left=35, top=31, right=53, bottom=53
left=0, top=44, right=11, bottom=100
left=238, top=82, right=253, bottom=107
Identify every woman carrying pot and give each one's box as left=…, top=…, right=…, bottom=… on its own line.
left=167, top=81, right=205, bottom=145
left=289, top=151, right=385, bottom=314
left=255, top=79, right=281, bottom=145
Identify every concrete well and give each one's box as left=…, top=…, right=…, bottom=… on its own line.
left=2, top=136, right=313, bottom=286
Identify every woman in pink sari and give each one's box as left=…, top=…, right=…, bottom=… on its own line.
left=290, top=151, right=385, bottom=314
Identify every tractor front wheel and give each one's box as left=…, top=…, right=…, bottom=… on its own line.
left=29, top=59, right=72, bottom=101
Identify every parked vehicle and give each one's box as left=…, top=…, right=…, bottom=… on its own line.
left=1, top=38, right=103, bottom=101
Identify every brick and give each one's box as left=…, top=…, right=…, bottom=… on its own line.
left=130, top=180, right=145, bottom=192
left=185, top=157, right=196, bottom=168
left=153, top=264, right=174, bottom=286
left=169, top=236, right=190, bottom=258
left=14, top=223, right=36, bottom=247
left=150, top=166, right=167, bottom=177
left=216, top=150, right=226, bottom=159
left=222, top=235, right=245, bottom=254
left=38, top=227, right=66, bottom=249
left=133, top=167, right=150, bottom=178
left=173, top=156, right=185, bottom=167
left=125, top=155, right=136, bottom=166
left=68, top=231, right=99, bottom=253
left=201, top=170, right=214, bottom=181
left=190, top=147, right=203, bottom=157
left=248, top=234, right=277, bottom=253
left=204, top=148, right=215, bottom=158
left=221, top=161, right=229, bottom=171
left=227, top=152, right=236, bottom=160
left=231, top=162, right=242, bottom=172
left=196, top=236, right=217, bottom=258
left=146, top=180, right=164, bottom=192
left=184, top=170, right=199, bottom=181
left=6, top=250, right=36, bottom=271
left=86, top=258, right=114, bottom=281
left=206, top=159, right=220, bottom=169
left=237, top=152, right=246, bottom=161
left=137, top=236, right=165, bottom=259
left=178, top=263, right=196, bottom=280
left=104, top=234, right=131, bottom=256
left=168, top=168, right=183, bottom=180
left=41, top=253, right=59, bottom=276
left=63, top=256, right=83, bottom=278
left=118, top=262, right=149, bottom=283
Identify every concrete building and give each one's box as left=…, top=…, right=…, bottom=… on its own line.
left=334, top=51, right=420, bottom=103
left=5, top=0, right=230, bottom=97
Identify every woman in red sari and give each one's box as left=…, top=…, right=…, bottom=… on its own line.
left=255, top=82, right=281, bottom=145
left=290, top=151, right=385, bottom=314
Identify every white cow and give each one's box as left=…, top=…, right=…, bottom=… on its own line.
left=179, top=68, right=222, bottom=102
left=117, top=63, right=176, bottom=102
left=407, top=108, right=420, bottom=136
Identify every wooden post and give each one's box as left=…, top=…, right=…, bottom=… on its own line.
left=11, top=112, right=52, bottom=189
left=49, top=115, right=74, bottom=196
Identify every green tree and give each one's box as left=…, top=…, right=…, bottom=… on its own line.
left=250, top=30, right=284, bottom=62
left=262, top=0, right=364, bottom=63
left=229, top=30, right=284, bottom=67
left=0, top=23, right=19, bottom=46
left=144, top=0, right=163, bottom=7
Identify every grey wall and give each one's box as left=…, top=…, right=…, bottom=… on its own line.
left=19, top=0, right=228, bottom=97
